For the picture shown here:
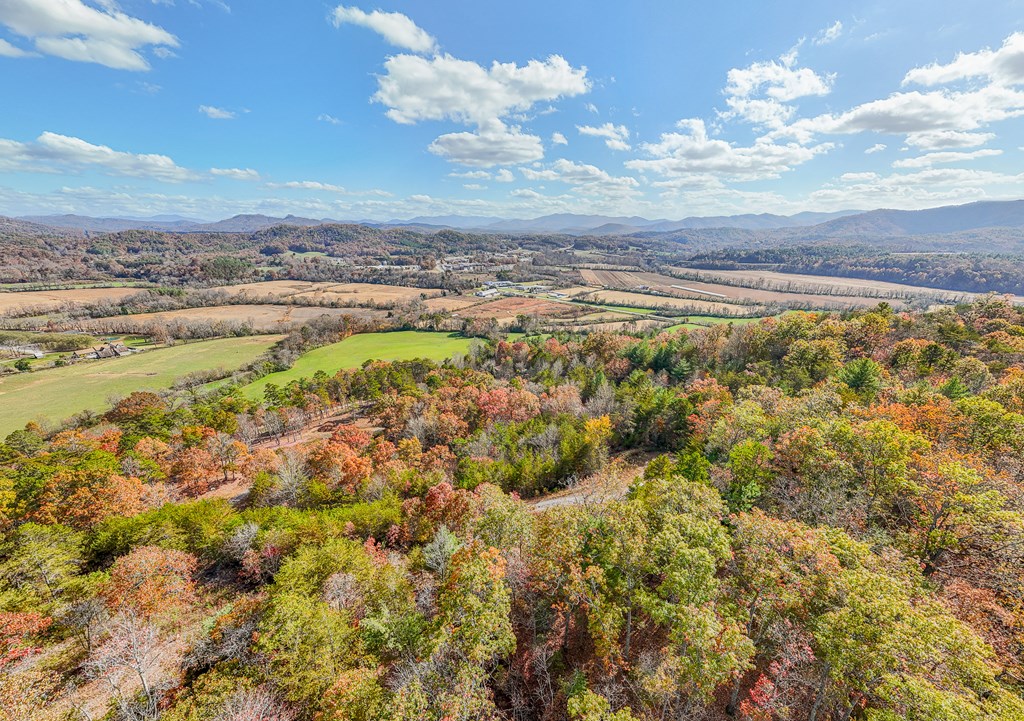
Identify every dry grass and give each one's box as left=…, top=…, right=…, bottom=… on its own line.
left=459, top=296, right=577, bottom=322
left=587, top=289, right=763, bottom=315
left=423, top=295, right=484, bottom=311
left=215, top=281, right=440, bottom=304
left=292, top=282, right=441, bottom=303
left=581, top=269, right=902, bottom=309
left=0, top=287, right=143, bottom=313
left=85, top=304, right=385, bottom=331
left=668, top=268, right=991, bottom=302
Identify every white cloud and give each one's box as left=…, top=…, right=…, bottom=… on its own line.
left=627, top=118, right=832, bottom=181
left=777, top=85, right=1024, bottom=144
left=840, top=172, right=879, bottom=182
left=317, top=113, right=341, bottom=125
left=904, top=130, right=995, bottom=149
left=814, top=20, right=843, bottom=46
left=373, top=53, right=590, bottom=125
left=332, top=5, right=437, bottom=53
left=449, top=170, right=491, bottom=179
left=865, top=143, right=887, bottom=154
left=521, top=158, right=640, bottom=198
left=0, top=0, right=178, bottom=70
left=428, top=121, right=544, bottom=167
left=721, top=49, right=833, bottom=128
left=463, top=183, right=486, bottom=191
left=585, top=102, right=598, bottom=114
left=494, top=168, right=515, bottom=182
left=0, top=132, right=196, bottom=182
left=210, top=167, right=260, bottom=181
left=903, top=32, right=1024, bottom=87
left=577, top=122, right=630, bottom=150
left=199, top=105, right=236, bottom=120
left=551, top=131, right=568, bottom=145
left=891, top=148, right=1002, bottom=168
left=812, top=167, right=1024, bottom=210
left=0, top=37, right=32, bottom=57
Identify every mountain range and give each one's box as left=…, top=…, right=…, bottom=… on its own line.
left=10, top=199, right=1024, bottom=239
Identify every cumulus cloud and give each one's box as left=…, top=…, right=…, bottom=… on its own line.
left=776, top=85, right=1024, bottom=145
left=865, top=143, right=887, bottom=154
left=373, top=53, right=590, bottom=125
left=0, top=132, right=196, bottom=182
left=428, top=121, right=544, bottom=167
left=199, top=105, right=236, bottom=120
left=551, top=131, right=568, bottom=145
left=494, top=168, right=515, bottom=182
left=813, top=167, right=1024, bottom=210
left=577, top=122, right=631, bottom=150
left=903, top=31, right=1024, bottom=87
left=0, top=0, right=178, bottom=70
left=520, top=158, right=640, bottom=198
left=904, top=130, right=996, bottom=149
left=814, top=21, right=843, bottom=46
left=0, top=37, right=32, bottom=57
left=210, top=167, right=260, bottom=180
left=627, top=118, right=832, bottom=181
left=332, top=5, right=436, bottom=53
left=721, top=48, right=834, bottom=128
left=891, top=148, right=1002, bottom=168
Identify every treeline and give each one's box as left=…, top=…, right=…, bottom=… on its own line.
left=684, top=245, right=1024, bottom=295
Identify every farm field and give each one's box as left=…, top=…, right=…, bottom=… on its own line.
left=0, top=287, right=144, bottom=314
left=242, top=331, right=475, bottom=399
left=0, top=336, right=281, bottom=436
left=580, top=269, right=903, bottom=309
left=458, top=296, right=578, bottom=323
left=84, top=304, right=386, bottom=332
left=668, top=267, right=1005, bottom=302
left=215, top=281, right=441, bottom=304
left=292, top=282, right=441, bottom=303
left=586, top=289, right=762, bottom=315
left=423, top=295, right=483, bottom=311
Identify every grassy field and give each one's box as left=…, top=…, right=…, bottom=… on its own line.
left=0, top=336, right=281, bottom=436
left=242, top=331, right=476, bottom=399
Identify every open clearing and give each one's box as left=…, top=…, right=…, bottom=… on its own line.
left=0, top=336, right=281, bottom=436
left=242, top=331, right=475, bottom=399
left=423, top=295, right=484, bottom=311
left=580, top=269, right=901, bottom=309
left=84, top=304, right=385, bottom=332
left=458, top=296, right=578, bottom=323
left=585, top=289, right=763, bottom=315
left=668, top=268, right=1003, bottom=303
left=215, top=281, right=440, bottom=304
left=0, top=287, right=143, bottom=314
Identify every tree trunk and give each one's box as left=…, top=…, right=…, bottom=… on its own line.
left=808, top=664, right=830, bottom=721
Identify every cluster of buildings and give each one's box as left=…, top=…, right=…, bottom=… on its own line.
left=476, top=281, right=556, bottom=298
left=69, top=342, right=138, bottom=361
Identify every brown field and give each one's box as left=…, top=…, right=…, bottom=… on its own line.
left=458, top=297, right=578, bottom=322
left=423, top=295, right=483, bottom=311
left=0, top=287, right=144, bottom=314
left=215, top=281, right=440, bottom=304
left=581, top=269, right=902, bottom=309
left=588, top=290, right=765, bottom=316
left=292, top=282, right=441, bottom=303
left=667, top=268, right=1001, bottom=302
left=557, top=285, right=602, bottom=298
left=82, top=304, right=385, bottom=332
left=212, top=280, right=327, bottom=297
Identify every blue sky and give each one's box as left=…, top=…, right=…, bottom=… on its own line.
left=2, top=1, right=1024, bottom=221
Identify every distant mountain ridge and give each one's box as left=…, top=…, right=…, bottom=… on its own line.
left=11, top=199, right=1024, bottom=238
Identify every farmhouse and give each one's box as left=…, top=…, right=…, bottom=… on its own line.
left=71, top=342, right=137, bottom=361
left=476, top=288, right=500, bottom=298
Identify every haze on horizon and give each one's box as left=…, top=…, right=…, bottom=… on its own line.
left=2, top=1, right=1024, bottom=222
